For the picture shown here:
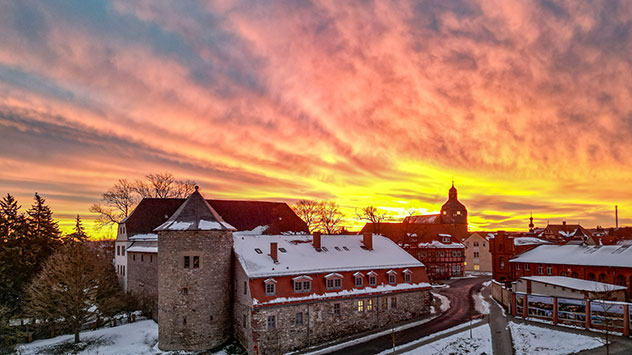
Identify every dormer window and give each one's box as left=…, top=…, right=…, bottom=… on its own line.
left=264, top=278, right=277, bottom=296
left=353, top=272, right=364, bottom=288
left=293, top=275, right=313, bottom=293
left=367, top=271, right=377, bottom=286
left=443, top=237, right=450, bottom=243
left=255, top=248, right=263, bottom=254
left=403, top=269, right=412, bottom=283
left=387, top=270, right=397, bottom=285
left=325, top=273, right=343, bottom=290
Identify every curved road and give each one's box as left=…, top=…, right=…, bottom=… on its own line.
left=328, top=276, right=489, bottom=355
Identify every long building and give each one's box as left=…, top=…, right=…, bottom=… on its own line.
left=116, top=188, right=432, bottom=354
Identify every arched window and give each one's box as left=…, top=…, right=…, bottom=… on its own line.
left=598, top=273, right=607, bottom=283
left=587, top=273, right=596, bottom=281
left=571, top=272, right=579, bottom=278
left=499, top=257, right=505, bottom=270
left=616, top=275, right=626, bottom=286
left=560, top=271, right=567, bottom=277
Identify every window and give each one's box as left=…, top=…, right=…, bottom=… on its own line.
left=456, top=211, right=461, bottom=215
left=357, top=300, right=364, bottom=312
left=121, top=246, right=125, bottom=256
left=525, top=264, right=530, bottom=271
left=343, top=246, right=349, bottom=251
left=483, top=243, right=486, bottom=247
left=150, top=255, right=153, bottom=263
left=587, top=273, right=596, bottom=281
left=442, top=237, right=450, bottom=243
left=369, top=276, right=377, bottom=286
left=381, top=298, right=388, bottom=310
left=355, top=276, right=363, bottom=287
left=122, top=265, right=125, bottom=276
left=184, top=256, right=190, bottom=268
left=474, top=264, right=480, bottom=271
left=295, top=312, right=303, bottom=326
left=294, top=280, right=312, bottom=293
left=117, top=246, right=120, bottom=256
left=452, top=265, right=461, bottom=274
left=265, top=283, right=276, bottom=296
left=499, top=257, right=504, bottom=270
left=516, top=263, right=520, bottom=270
left=560, top=271, right=566, bottom=277
left=473, top=252, right=480, bottom=258
left=255, top=248, right=263, bottom=254
left=404, top=272, right=412, bottom=283
left=546, top=265, right=552, bottom=275
left=389, top=274, right=396, bottom=284
left=335, top=247, right=341, bottom=251
left=243, top=281, right=247, bottom=295
left=279, top=247, right=287, bottom=253
left=334, top=303, right=341, bottom=316
left=183, top=317, right=187, bottom=326
left=243, top=314, right=248, bottom=328
left=132, top=254, right=136, bottom=261
left=193, top=256, right=199, bottom=268
left=538, top=265, right=544, bottom=274
left=141, top=254, right=144, bottom=262
left=390, top=297, right=397, bottom=308
left=322, top=247, right=328, bottom=251
left=181, top=287, right=189, bottom=295
left=473, top=242, right=479, bottom=247
left=267, top=315, right=276, bottom=329
left=367, top=299, right=373, bottom=311
left=326, top=277, right=342, bottom=290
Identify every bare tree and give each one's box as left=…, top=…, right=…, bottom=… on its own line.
left=25, top=243, right=122, bottom=343
left=134, top=173, right=196, bottom=198
left=319, top=201, right=344, bottom=234
left=292, top=200, right=322, bottom=232
left=90, top=179, right=137, bottom=228
left=356, top=206, right=389, bottom=232
left=91, top=173, right=196, bottom=228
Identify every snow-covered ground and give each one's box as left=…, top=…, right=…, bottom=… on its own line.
left=509, top=321, right=603, bottom=355
left=431, top=292, right=451, bottom=312
left=16, top=320, right=233, bottom=355
left=376, top=321, right=491, bottom=355
left=473, top=291, right=490, bottom=315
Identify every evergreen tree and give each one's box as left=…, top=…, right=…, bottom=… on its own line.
left=26, top=243, right=123, bottom=343
left=67, top=214, right=88, bottom=243
left=0, top=194, right=28, bottom=312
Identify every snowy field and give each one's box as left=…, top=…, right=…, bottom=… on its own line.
left=16, top=320, right=233, bottom=355
left=376, top=321, right=491, bottom=355
left=509, top=321, right=603, bottom=355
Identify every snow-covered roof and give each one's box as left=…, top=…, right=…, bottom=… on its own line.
left=128, top=233, right=158, bottom=241
left=156, top=220, right=235, bottom=231
left=510, top=244, right=632, bottom=268
left=519, top=276, right=627, bottom=292
left=417, top=240, right=465, bottom=249
left=233, top=234, right=424, bottom=278
left=127, top=246, right=158, bottom=253
left=513, top=237, right=550, bottom=246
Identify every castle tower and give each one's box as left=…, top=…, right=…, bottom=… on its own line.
left=156, top=187, right=236, bottom=351
left=440, top=182, right=468, bottom=227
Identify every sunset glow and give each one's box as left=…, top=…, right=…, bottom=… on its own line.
left=1, top=1, right=632, bottom=236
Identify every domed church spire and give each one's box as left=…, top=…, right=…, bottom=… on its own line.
left=440, top=182, right=467, bottom=227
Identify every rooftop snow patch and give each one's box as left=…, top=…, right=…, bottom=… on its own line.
left=128, top=233, right=158, bottom=241
left=513, top=237, right=550, bottom=246
left=233, top=234, right=424, bottom=278
left=510, top=244, right=632, bottom=268
left=126, top=246, right=158, bottom=253
left=417, top=240, right=465, bottom=249
left=519, top=276, right=627, bottom=292
left=154, top=188, right=236, bottom=232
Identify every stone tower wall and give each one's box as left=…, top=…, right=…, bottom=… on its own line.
left=158, top=230, right=234, bottom=351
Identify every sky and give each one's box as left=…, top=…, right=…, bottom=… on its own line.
left=1, top=0, right=632, bottom=236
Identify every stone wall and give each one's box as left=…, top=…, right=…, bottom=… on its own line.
left=127, top=242, right=159, bottom=319
left=233, top=260, right=255, bottom=354
left=251, top=290, right=431, bottom=354
left=158, top=230, right=234, bottom=351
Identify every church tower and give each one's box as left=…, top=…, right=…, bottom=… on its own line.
left=440, top=182, right=468, bottom=227
left=156, top=187, right=236, bottom=351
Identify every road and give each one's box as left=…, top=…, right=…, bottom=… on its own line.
left=328, top=275, right=489, bottom=355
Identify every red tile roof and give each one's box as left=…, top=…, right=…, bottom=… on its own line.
left=123, top=198, right=308, bottom=236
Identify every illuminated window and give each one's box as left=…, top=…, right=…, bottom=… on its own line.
left=357, top=300, right=364, bottom=312
left=367, top=299, right=373, bottom=311
left=474, top=264, right=480, bottom=271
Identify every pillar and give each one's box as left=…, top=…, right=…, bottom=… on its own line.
left=523, top=294, right=528, bottom=318
left=511, top=293, right=517, bottom=316
left=624, top=304, right=629, bottom=337
left=585, top=300, right=591, bottom=330
left=553, top=297, right=558, bottom=325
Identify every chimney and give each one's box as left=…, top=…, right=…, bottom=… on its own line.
left=313, top=232, right=321, bottom=250
left=616, top=205, right=619, bottom=229
left=363, top=232, right=373, bottom=250
left=562, top=221, right=566, bottom=226
left=270, top=242, right=278, bottom=263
